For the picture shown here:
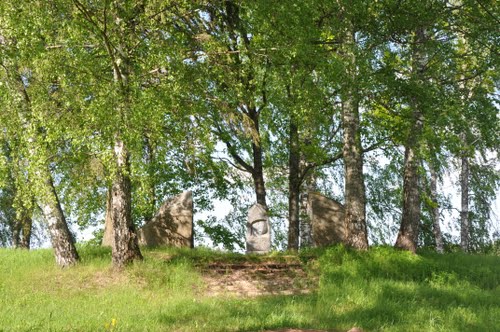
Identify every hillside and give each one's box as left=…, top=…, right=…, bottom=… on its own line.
left=0, top=246, right=499, bottom=331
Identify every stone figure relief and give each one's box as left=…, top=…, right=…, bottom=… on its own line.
left=246, top=203, right=271, bottom=254
left=250, top=219, right=268, bottom=236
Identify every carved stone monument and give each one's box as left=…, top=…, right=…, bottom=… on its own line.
left=308, top=192, right=345, bottom=247
left=246, top=203, right=271, bottom=254
left=102, top=191, right=194, bottom=248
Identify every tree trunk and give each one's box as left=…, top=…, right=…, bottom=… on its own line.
left=342, top=29, right=368, bottom=250
left=430, top=167, right=444, bottom=253
left=460, top=142, right=469, bottom=252
left=143, top=136, right=156, bottom=222
left=10, top=197, right=32, bottom=249
left=342, top=101, right=368, bottom=249
left=252, top=145, right=267, bottom=207
left=102, top=188, right=114, bottom=247
left=111, top=138, right=143, bottom=268
left=395, top=133, right=422, bottom=253
left=395, top=27, right=426, bottom=253
left=13, top=67, right=78, bottom=264
left=249, top=109, right=268, bottom=208
left=15, top=205, right=33, bottom=250
left=11, top=220, right=21, bottom=248
left=39, top=171, right=79, bottom=267
left=109, top=24, right=143, bottom=267
left=28, top=135, right=79, bottom=265
left=288, top=118, right=300, bottom=250
left=19, top=215, right=32, bottom=249
left=299, top=172, right=316, bottom=248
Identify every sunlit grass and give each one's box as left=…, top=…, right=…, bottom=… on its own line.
left=0, top=245, right=498, bottom=331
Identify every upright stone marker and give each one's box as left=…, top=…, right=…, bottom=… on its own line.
left=138, top=191, right=194, bottom=247
left=308, top=192, right=345, bottom=247
left=102, top=191, right=114, bottom=247
left=246, top=203, right=271, bottom=254
left=102, top=191, right=194, bottom=248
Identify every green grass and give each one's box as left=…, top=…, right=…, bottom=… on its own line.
left=0, top=245, right=499, bottom=332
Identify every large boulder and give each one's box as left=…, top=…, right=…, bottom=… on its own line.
left=137, top=191, right=194, bottom=247
left=102, top=191, right=194, bottom=248
left=308, top=192, right=345, bottom=247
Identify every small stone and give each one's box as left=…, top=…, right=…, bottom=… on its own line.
left=347, top=327, right=364, bottom=332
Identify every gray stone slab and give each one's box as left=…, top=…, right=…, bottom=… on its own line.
left=308, top=192, right=345, bottom=247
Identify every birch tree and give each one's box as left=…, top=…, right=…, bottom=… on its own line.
left=0, top=9, right=80, bottom=265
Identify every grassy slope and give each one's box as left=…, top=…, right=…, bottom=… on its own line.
left=0, top=246, right=499, bottom=332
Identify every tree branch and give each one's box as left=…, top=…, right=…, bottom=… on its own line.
left=72, top=0, right=123, bottom=84
left=212, top=122, right=254, bottom=174
left=362, top=139, right=388, bottom=154
left=299, top=150, right=343, bottom=185
left=474, top=0, right=500, bottom=25
left=224, top=140, right=254, bottom=174
left=216, top=157, right=248, bottom=174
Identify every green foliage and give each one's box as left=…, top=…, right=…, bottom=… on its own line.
left=0, top=0, right=498, bottom=254
left=197, top=217, right=244, bottom=251
left=483, top=239, right=500, bottom=256
left=468, top=162, right=500, bottom=251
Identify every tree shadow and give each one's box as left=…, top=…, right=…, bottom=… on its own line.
left=155, top=247, right=500, bottom=331
left=316, top=281, right=500, bottom=331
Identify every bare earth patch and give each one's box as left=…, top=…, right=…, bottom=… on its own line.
left=262, top=330, right=338, bottom=332
left=200, top=261, right=317, bottom=297
left=262, top=330, right=333, bottom=332
left=198, top=262, right=363, bottom=332
left=262, top=329, right=363, bottom=332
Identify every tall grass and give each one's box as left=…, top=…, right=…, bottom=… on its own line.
left=0, top=245, right=498, bottom=331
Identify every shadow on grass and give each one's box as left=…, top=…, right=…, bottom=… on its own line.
left=320, top=246, right=500, bottom=290
left=157, top=246, right=499, bottom=332
left=313, top=246, right=500, bottom=331
left=316, top=280, right=500, bottom=331
left=76, top=245, right=112, bottom=262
